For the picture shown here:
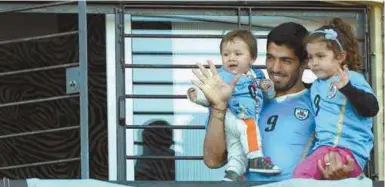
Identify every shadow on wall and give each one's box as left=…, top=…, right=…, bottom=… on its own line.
left=134, top=120, right=175, bottom=180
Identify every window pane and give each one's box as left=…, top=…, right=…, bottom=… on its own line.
left=127, top=9, right=366, bottom=181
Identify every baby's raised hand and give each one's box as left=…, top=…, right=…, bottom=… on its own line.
left=260, top=79, right=274, bottom=92
left=259, top=79, right=275, bottom=99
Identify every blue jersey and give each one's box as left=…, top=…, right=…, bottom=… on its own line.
left=247, top=89, right=315, bottom=181
left=310, top=71, right=374, bottom=169
left=217, top=67, right=265, bottom=120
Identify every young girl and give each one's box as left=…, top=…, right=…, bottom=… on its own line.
left=292, top=18, right=379, bottom=179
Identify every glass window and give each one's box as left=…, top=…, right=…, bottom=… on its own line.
left=122, top=7, right=366, bottom=181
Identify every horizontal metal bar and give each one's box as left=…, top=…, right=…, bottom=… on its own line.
left=0, top=126, right=80, bottom=140
left=125, top=64, right=265, bottom=69
left=133, top=15, right=273, bottom=30
left=0, top=1, right=77, bottom=14
left=134, top=111, right=208, bottom=115
left=132, top=81, right=209, bottom=86
left=124, top=4, right=239, bottom=9
left=0, top=157, right=80, bottom=170
left=134, top=111, right=174, bottom=115
left=125, top=33, right=266, bottom=39
left=0, top=63, right=78, bottom=77
left=126, top=94, right=187, bottom=99
left=0, top=94, right=79, bottom=109
left=123, top=4, right=366, bottom=11
left=126, top=156, right=203, bottom=160
left=126, top=125, right=205, bottom=129
left=132, top=51, right=268, bottom=57
left=133, top=81, right=174, bottom=85
left=134, top=51, right=266, bottom=56
left=0, top=31, right=78, bottom=46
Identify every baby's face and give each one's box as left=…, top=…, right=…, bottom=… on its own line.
left=221, top=37, right=255, bottom=74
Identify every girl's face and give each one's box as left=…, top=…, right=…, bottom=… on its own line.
left=306, top=41, right=343, bottom=80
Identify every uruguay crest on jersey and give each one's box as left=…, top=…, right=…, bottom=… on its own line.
left=294, top=108, right=310, bottom=121
left=327, top=84, right=338, bottom=99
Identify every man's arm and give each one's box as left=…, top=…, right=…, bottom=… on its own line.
left=190, top=61, right=239, bottom=168
left=203, top=108, right=228, bottom=168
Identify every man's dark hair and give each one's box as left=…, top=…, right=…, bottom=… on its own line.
left=267, top=22, right=309, bottom=63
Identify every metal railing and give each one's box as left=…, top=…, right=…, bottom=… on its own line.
left=115, top=3, right=270, bottom=181
left=116, top=2, right=373, bottom=182
left=0, top=1, right=376, bottom=183
left=0, top=0, right=89, bottom=179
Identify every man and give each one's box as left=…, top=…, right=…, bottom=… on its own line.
left=192, top=22, right=355, bottom=181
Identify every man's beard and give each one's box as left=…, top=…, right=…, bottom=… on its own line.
left=272, top=70, right=300, bottom=92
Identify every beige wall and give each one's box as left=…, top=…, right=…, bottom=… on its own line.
left=369, top=4, right=384, bottom=181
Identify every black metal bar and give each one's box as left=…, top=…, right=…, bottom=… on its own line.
left=78, top=0, right=90, bottom=179
left=133, top=15, right=274, bottom=30
left=126, top=156, right=203, bottom=160
left=0, top=1, right=77, bottom=14
left=133, top=81, right=174, bottom=85
left=133, top=51, right=254, bottom=56
left=248, top=8, right=252, bottom=31
left=0, top=31, right=78, bottom=46
left=126, top=33, right=221, bottom=39
left=123, top=4, right=366, bottom=11
left=133, top=81, right=195, bottom=86
left=0, top=94, right=79, bottom=109
left=134, top=111, right=174, bottom=115
left=237, top=7, right=241, bottom=28
left=126, top=94, right=187, bottom=99
left=115, top=5, right=127, bottom=182
left=125, top=33, right=266, bottom=39
left=0, top=63, right=78, bottom=77
left=0, top=126, right=80, bottom=140
left=0, top=158, right=80, bottom=170
left=132, top=51, right=269, bottom=56
left=364, top=9, right=371, bottom=84
left=125, top=64, right=265, bottom=69
left=126, top=125, right=205, bottom=129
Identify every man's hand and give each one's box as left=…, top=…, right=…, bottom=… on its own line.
left=191, top=60, right=240, bottom=110
left=318, top=151, right=355, bottom=180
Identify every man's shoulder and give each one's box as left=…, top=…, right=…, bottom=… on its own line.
left=280, top=89, right=313, bottom=112
left=288, top=89, right=312, bottom=102
left=263, top=89, right=313, bottom=117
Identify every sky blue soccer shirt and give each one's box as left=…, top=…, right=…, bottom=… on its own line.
left=246, top=89, right=315, bottom=181
left=310, top=71, right=374, bottom=169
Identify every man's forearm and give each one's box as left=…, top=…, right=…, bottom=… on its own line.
left=203, top=109, right=227, bottom=168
